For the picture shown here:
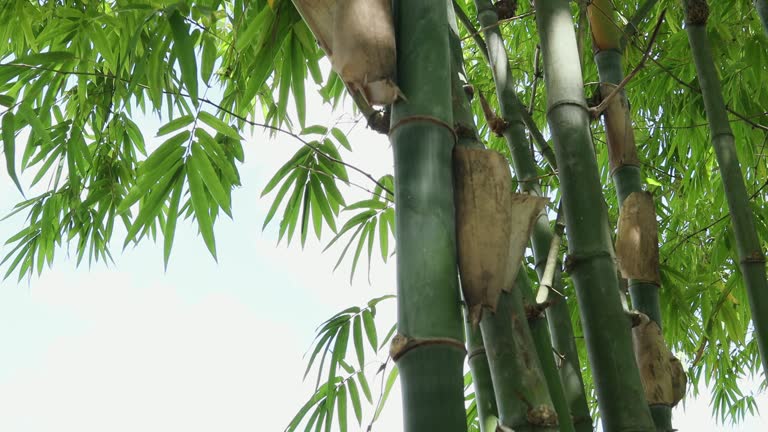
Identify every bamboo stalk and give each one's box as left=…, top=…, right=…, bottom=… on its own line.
left=756, top=0, right=768, bottom=35
left=466, top=310, right=501, bottom=432
left=480, top=273, right=558, bottom=432
left=388, top=1, right=467, bottom=431
left=588, top=2, right=673, bottom=430
left=472, top=2, right=593, bottom=430
left=448, top=8, right=566, bottom=429
left=450, top=12, right=499, bottom=432
left=533, top=0, right=655, bottom=430
left=682, top=0, right=768, bottom=378
left=517, top=269, right=576, bottom=432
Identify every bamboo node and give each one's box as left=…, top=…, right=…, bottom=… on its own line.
left=546, top=98, right=589, bottom=118
left=388, top=333, right=466, bottom=361
left=742, top=251, right=766, bottom=264
left=526, top=404, right=558, bottom=427
left=389, top=115, right=456, bottom=141
left=563, top=250, right=613, bottom=272
left=493, top=0, right=517, bottom=20
left=524, top=302, right=551, bottom=321
left=683, top=0, right=709, bottom=25
left=467, top=347, right=487, bottom=360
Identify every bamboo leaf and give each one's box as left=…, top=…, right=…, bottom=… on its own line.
left=328, top=323, right=350, bottom=392
left=198, top=111, right=241, bottom=141
left=201, top=35, right=216, bottom=84
left=331, top=127, right=351, bottom=151
left=349, top=221, right=370, bottom=283
left=291, top=33, right=306, bottom=127
left=286, top=385, right=327, bottom=431
left=17, top=104, right=51, bottom=154
left=187, top=158, right=216, bottom=259
left=352, top=315, right=364, bottom=371
left=189, top=142, right=232, bottom=216
left=263, top=170, right=299, bottom=230
left=323, top=210, right=376, bottom=253
left=168, top=10, right=198, bottom=103
left=344, top=199, right=387, bottom=211
left=357, top=372, right=372, bottom=404
left=379, top=323, right=397, bottom=352
left=378, top=210, right=389, bottom=261
left=261, top=147, right=311, bottom=197
left=362, top=310, right=378, bottom=352
left=157, top=115, right=194, bottom=136
left=337, top=385, right=347, bottom=432
left=300, top=185, right=311, bottom=247
left=163, top=169, right=185, bottom=269
left=304, top=330, right=333, bottom=381
left=346, top=377, right=363, bottom=425
left=2, top=112, right=22, bottom=194
left=310, top=175, right=337, bottom=233
left=373, top=366, right=398, bottom=421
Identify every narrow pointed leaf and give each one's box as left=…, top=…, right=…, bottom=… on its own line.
left=2, top=112, right=22, bottom=194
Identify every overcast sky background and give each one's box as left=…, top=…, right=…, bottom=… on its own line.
left=0, top=75, right=765, bottom=431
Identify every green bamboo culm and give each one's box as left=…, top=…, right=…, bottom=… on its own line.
left=465, top=312, right=501, bottom=432
left=516, top=272, right=576, bottom=432
left=449, top=11, right=557, bottom=430
left=472, top=1, right=593, bottom=430
left=389, top=1, right=468, bottom=431
left=533, top=0, right=656, bottom=430
left=587, top=1, right=671, bottom=429
left=682, top=0, right=768, bottom=377
left=755, top=0, right=768, bottom=35
left=480, top=272, right=558, bottom=432
left=449, top=10, right=499, bottom=432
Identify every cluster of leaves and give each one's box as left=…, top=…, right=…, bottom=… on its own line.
left=286, top=295, right=398, bottom=432
left=0, top=0, right=358, bottom=276
left=259, top=123, right=396, bottom=283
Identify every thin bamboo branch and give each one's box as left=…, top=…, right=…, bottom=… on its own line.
left=589, top=10, right=666, bottom=118
left=620, top=0, right=661, bottom=51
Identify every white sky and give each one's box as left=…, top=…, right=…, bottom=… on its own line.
left=0, top=75, right=765, bottom=431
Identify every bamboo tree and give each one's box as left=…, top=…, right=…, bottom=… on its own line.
left=533, top=0, right=656, bottom=430
left=682, top=0, right=768, bottom=377
left=466, top=312, right=501, bottom=432
left=516, top=270, right=576, bottom=432
left=450, top=17, right=499, bottom=432
left=479, top=273, right=558, bottom=432
left=388, top=2, right=468, bottom=431
left=448, top=12, right=570, bottom=428
left=472, top=1, right=593, bottom=429
left=587, top=1, right=672, bottom=429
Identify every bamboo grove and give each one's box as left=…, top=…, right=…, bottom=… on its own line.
left=0, top=0, right=767, bottom=431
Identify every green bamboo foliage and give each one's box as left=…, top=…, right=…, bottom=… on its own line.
left=682, top=0, right=768, bottom=377
left=388, top=1, right=468, bottom=431
left=587, top=1, right=672, bottom=429
left=472, top=1, right=593, bottom=429
left=533, top=0, right=655, bottom=430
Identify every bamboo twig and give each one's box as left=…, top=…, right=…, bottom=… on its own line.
left=536, top=202, right=565, bottom=304
left=588, top=9, right=667, bottom=119
left=459, top=11, right=536, bottom=43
